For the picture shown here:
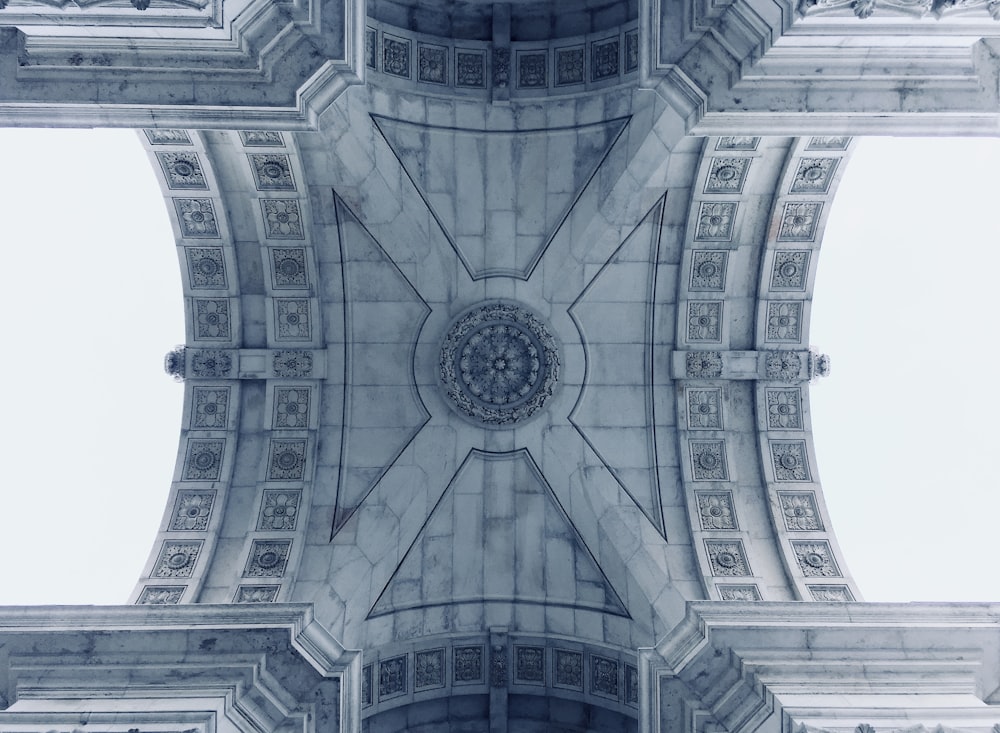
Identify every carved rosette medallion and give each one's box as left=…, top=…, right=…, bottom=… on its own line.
left=439, top=301, right=559, bottom=428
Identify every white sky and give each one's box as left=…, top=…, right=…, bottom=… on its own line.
left=0, top=129, right=994, bottom=605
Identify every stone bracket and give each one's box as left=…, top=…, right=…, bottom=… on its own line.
left=166, top=347, right=328, bottom=380
left=674, top=350, right=829, bottom=382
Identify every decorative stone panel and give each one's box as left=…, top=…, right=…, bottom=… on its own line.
left=170, top=490, right=216, bottom=530
left=625, top=30, right=639, bottom=72
left=273, top=350, right=313, bottom=377
left=765, top=301, right=803, bottom=342
left=686, top=351, right=723, bottom=378
left=770, top=440, right=811, bottom=481
left=517, top=51, right=547, bottom=87
left=687, top=388, right=722, bottom=429
left=190, top=349, right=233, bottom=378
left=515, top=646, right=545, bottom=684
left=257, top=490, right=301, bottom=531
left=194, top=298, right=231, bottom=340
left=453, top=646, right=483, bottom=683
left=267, top=439, right=306, bottom=481
left=765, top=388, right=802, bottom=429
left=185, top=247, right=227, bottom=289
left=145, top=129, right=192, bottom=145
left=248, top=154, right=295, bottom=191
left=764, top=351, right=803, bottom=382
left=239, top=130, right=284, bottom=147
left=157, top=152, right=207, bottom=189
left=243, top=539, right=291, bottom=577
left=779, top=491, right=824, bottom=530
left=771, top=250, right=810, bottom=290
left=790, top=157, right=839, bottom=194
left=718, top=584, right=761, bottom=600
left=705, top=540, right=751, bottom=576
left=379, top=655, right=407, bottom=699
left=687, top=301, right=722, bottom=341
left=274, top=299, right=312, bottom=340
left=591, top=38, right=619, bottom=80
left=690, top=440, right=728, bottom=480
left=695, top=201, right=737, bottom=241
left=191, top=387, right=230, bottom=428
left=174, top=198, right=220, bottom=238
left=234, top=584, right=280, bottom=602
left=493, top=48, right=510, bottom=87
left=366, top=29, right=377, bottom=70
left=362, top=664, right=373, bottom=707
left=625, top=663, right=639, bottom=705
left=704, top=157, right=750, bottom=193
left=777, top=202, right=822, bottom=241
left=153, top=541, right=202, bottom=578
left=136, top=585, right=184, bottom=604
left=555, top=46, right=585, bottom=85
left=696, top=491, right=737, bottom=530
left=590, top=655, right=619, bottom=698
left=273, top=387, right=310, bottom=428
left=808, top=584, right=855, bottom=601
left=690, top=251, right=727, bottom=290
left=717, top=136, right=759, bottom=151
left=415, top=648, right=445, bottom=689
left=383, top=35, right=410, bottom=78
left=183, top=438, right=224, bottom=481
left=455, top=49, right=486, bottom=87
left=792, top=540, right=841, bottom=577
left=418, top=44, right=448, bottom=84
left=261, top=200, right=304, bottom=239
left=807, top=136, right=851, bottom=151
left=490, top=644, right=507, bottom=687
left=554, top=649, right=583, bottom=689
left=270, top=248, right=309, bottom=288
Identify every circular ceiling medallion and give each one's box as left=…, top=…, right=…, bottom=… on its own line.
left=439, top=301, right=560, bottom=428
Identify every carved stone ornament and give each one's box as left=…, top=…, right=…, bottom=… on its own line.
left=765, top=351, right=803, bottom=381
left=439, top=301, right=559, bottom=428
left=809, top=350, right=832, bottom=380
left=686, top=351, right=723, bottom=378
left=490, top=644, right=508, bottom=688
left=164, top=346, right=186, bottom=381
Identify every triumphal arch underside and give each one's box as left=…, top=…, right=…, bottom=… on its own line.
left=3, top=0, right=1000, bottom=730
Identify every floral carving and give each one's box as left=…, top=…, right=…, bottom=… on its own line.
left=853, top=0, right=876, bottom=18
left=625, top=664, right=639, bottom=705
left=808, top=585, right=854, bottom=601
left=591, top=655, right=619, bottom=697
left=195, top=299, right=230, bottom=340
left=190, top=349, right=233, bottom=378
left=365, top=28, right=377, bottom=70
left=192, top=387, right=229, bottom=429
left=157, top=152, right=207, bottom=190
left=244, top=539, right=291, bottom=577
left=687, top=388, right=722, bottom=429
left=273, top=350, right=313, bottom=377
left=379, top=655, right=407, bottom=698
left=456, top=50, right=486, bottom=87
left=807, top=136, right=851, bottom=151
left=185, top=247, right=226, bottom=289
left=706, top=540, right=750, bottom=576
left=771, top=251, right=810, bottom=290
left=261, top=200, right=303, bottom=239
left=439, top=301, right=559, bottom=427
left=591, top=38, right=619, bottom=81
left=687, top=301, right=722, bottom=341
left=249, top=153, right=295, bottom=191
left=137, top=586, right=184, bottom=604
left=234, top=585, right=280, bottom=602
left=779, top=491, right=823, bottom=531
left=791, top=157, right=839, bottom=193
left=695, top=202, right=737, bottom=241
left=792, top=540, right=841, bottom=577
left=184, top=439, right=224, bottom=480
left=625, top=31, right=639, bottom=72
left=765, top=351, right=803, bottom=381
left=362, top=664, right=373, bottom=706
left=383, top=36, right=410, bottom=78
left=515, top=646, right=544, bottom=683
left=174, top=199, right=220, bottom=238
left=275, top=299, right=311, bottom=340
left=690, top=440, right=729, bottom=480
left=518, top=52, right=547, bottom=87
left=716, top=136, right=759, bottom=151
left=766, top=388, right=802, bottom=429
left=490, top=644, right=507, bottom=688
left=274, top=387, right=310, bottom=428
left=686, top=351, right=723, bottom=378
left=778, top=202, right=821, bottom=240
left=418, top=44, right=447, bottom=84
left=145, top=129, right=192, bottom=145
left=415, top=649, right=445, bottom=688
left=719, top=584, right=762, bottom=600
left=164, top=346, right=186, bottom=381
left=239, top=130, right=283, bottom=147
left=556, top=47, right=585, bottom=85
left=454, top=646, right=483, bottom=682
left=171, top=490, right=216, bottom=531
left=770, top=440, right=811, bottom=481
left=258, top=490, right=301, bottom=531
left=705, top=157, right=750, bottom=193
left=697, top=491, right=737, bottom=529
left=268, top=439, right=306, bottom=480
left=493, top=48, right=510, bottom=88
left=554, top=649, right=583, bottom=688
left=690, top=251, right=727, bottom=290
left=153, top=541, right=202, bottom=578
left=809, top=351, right=832, bottom=380
left=271, top=247, right=308, bottom=288
left=766, top=301, right=803, bottom=342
